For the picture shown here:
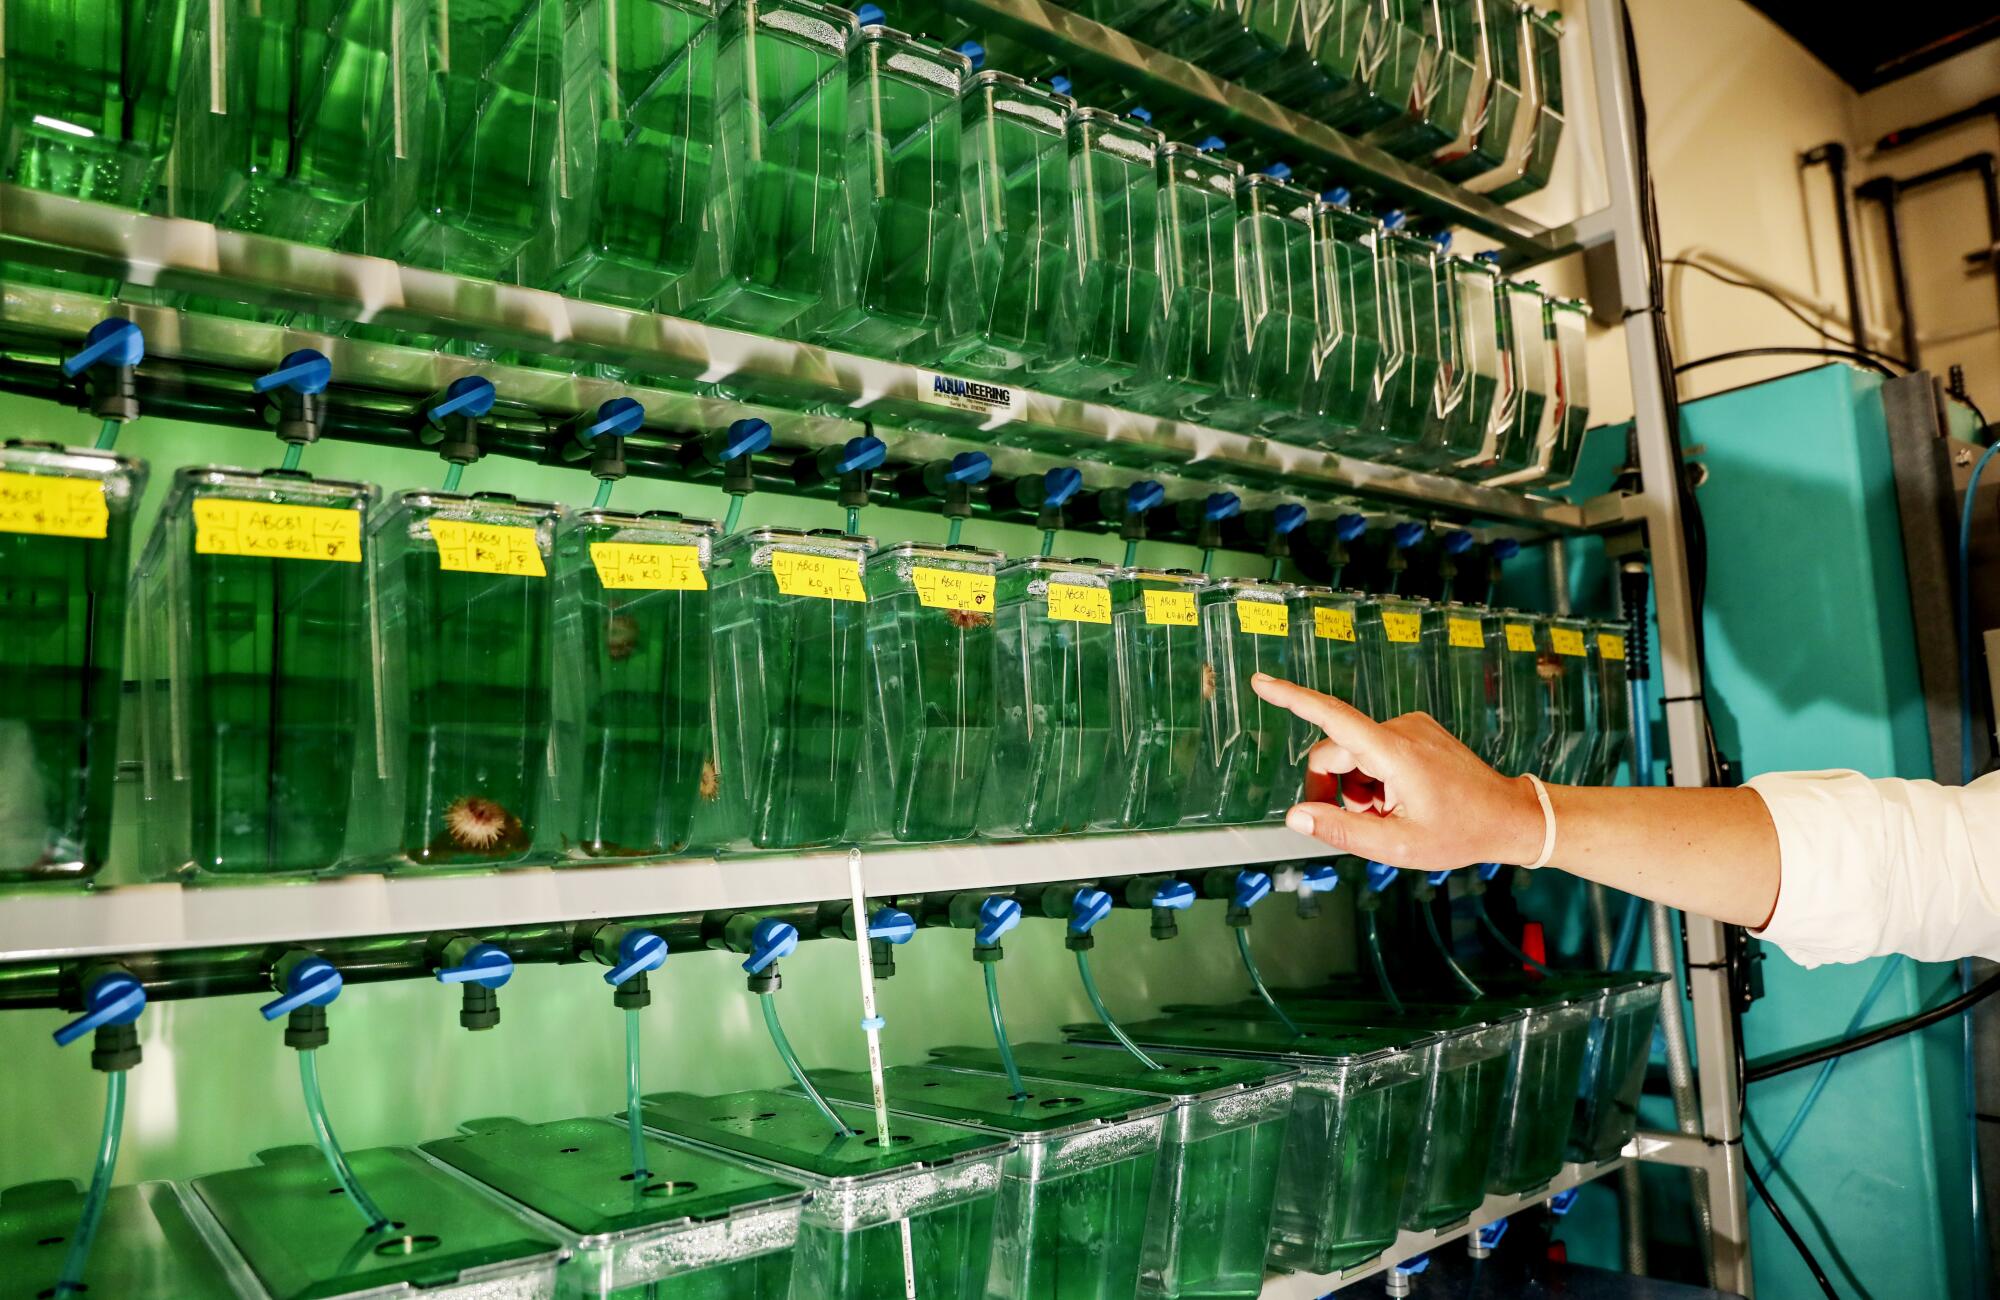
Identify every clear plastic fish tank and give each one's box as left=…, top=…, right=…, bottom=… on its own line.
left=1434, top=601, right=1504, bottom=764
left=1357, top=594, right=1441, bottom=720
left=1586, top=619, right=1633, bottom=784
left=640, top=1088, right=1008, bottom=1300
left=131, top=467, right=376, bottom=878
left=1492, top=610, right=1550, bottom=776
left=1313, top=202, right=1397, bottom=453
left=420, top=1115, right=806, bottom=1298
left=0, top=443, right=145, bottom=883
left=1286, top=587, right=1370, bottom=807
left=1095, top=568, right=1208, bottom=832
left=1535, top=614, right=1598, bottom=784
left=1131, top=144, right=1245, bottom=420
left=548, top=509, right=716, bottom=861
left=1, top=1180, right=237, bottom=1298
left=1478, top=988, right=1595, bottom=1195
left=1189, top=578, right=1297, bottom=825
left=1211, top=174, right=1324, bottom=437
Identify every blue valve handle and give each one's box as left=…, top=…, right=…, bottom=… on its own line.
left=62, top=318, right=145, bottom=377
left=253, top=349, right=333, bottom=396
left=1382, top=209, right=1407, bottom=231
left=975, top=895, right=1022, bottom=947
left=53, top=972, right=147, bottom=1047
left=1271, top=504, right=1307, bottom=535
left=1424, top=870, right=1453, bottom=888
left=1127, top=481, right=1166, bottom=516
left=1549, top=1189, right=1580, bottom=1216
left=1263, top=161, right=1292, bottom=179
left=1478, top=862, right=1504, bottom=882
left=1491, top=538, right=1521, bottom=561
left=1433, top=230, right=1454, bottom=251
left=1068, top=888, right=1113, bottom=936
left=1301, top=865, right=1340, bottom=893
left=836, top=435, right=887, bottom=475
left=1232, top=870, right=1272, bottom=910
left=1333, top=512, right=1368, bottom=542
left=1365, top=861, right=1401, bottom=894
left=1476, top=1217, right=1510, bottom=1250
left=1203, top=492, right=1241, bottom=522
left=1198, top=135, right=1227, bottom=151
left=743, top=919, right=800, bottom=974
left=1050, top=74, right=1072, bottom=95
left=1394, top=1253, right=1432, bottom=1275
left=428, top=375, right=496, bottom=425
left=584, top=396, right=645, bottom=440
left=605, top=931, right=668, bottom=986
left=854, top=1, right=884, bottom=21
left=260, top=957, right=342, bottom=1021
left=958, top=40, right=985, bottom=68
left=1129, top=106, right=1153, bottom=122
left=867, top=907, right=917, bottom=944
left=1152, top=880, right=1196, bottom=910
left=943, top=451, right=991, bottom=485
left=719, top=417, right=772, bottom=461
left=1391, top=521, right=1427, bottom=550
left=1042, top=466, right=1083, bottom=508
left=435, top=944, right=513, bottom=989
left=1322, top=186, right=1352, bottom=205
left=1443, top=529, right=1475, bottom=555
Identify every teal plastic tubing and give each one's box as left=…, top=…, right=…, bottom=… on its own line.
left=983, top=962, right=1029, bottom=1097
left=1076, top=950, right=1162, bottom=1069
left=1236, top=928, right=1305, bottom=1037
left=625, top=1009, right=649, bottom=1178
left=51, top=1071, right=125, bottom=1297
left=300, top=1050, right=389, bottom=1232
left=760, top=994, right=849, bottom=1137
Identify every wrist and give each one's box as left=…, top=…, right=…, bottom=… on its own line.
left=1494, top=775, right=1550, bottom=866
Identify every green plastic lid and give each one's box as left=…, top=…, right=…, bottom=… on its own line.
left=927, top=1042, right=1298, bottom=1099
left=1168, top=997, right=1526, bottom=1035
left=808, top=1066, right=1172, bottom=1139
left=1, top=1182, right=236, bottom=1300
left=639, top=1089, right=1008, bottom=1184
left=421, top=1117, right=804, bottom=1239
left=1064, top=1016, right=1435, bottom=1060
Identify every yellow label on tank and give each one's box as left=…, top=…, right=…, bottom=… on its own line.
left=1142, top=589, right=1197, bottom=626
left=1448, top=616, right=1484, bottom=649
left=1551, top=626, right=1587, bottom=657
left=427, top=519, right=546, bottom=577
left=590, top=542, right=706, bottom=591
left=912, top=566, right=995, bottom=613
left=1598, top=632, right=1627, bottom=660
left=1383, top=611, right=1422, bottom=644
left=1235, top=600, right=1289, bottom=636
left=1046, top=582, right=1111, bottom=624
left=0, top=471, right=107, bottom=539
left=195, top=498, right=361, bottom=563
left=1505, top=622, right=1537, bottom=653
left=1315, top=607, right=1356, bottom=641
left=771, top=550, right=865, bottom=602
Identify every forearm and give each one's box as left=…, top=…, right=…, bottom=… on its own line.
left=1527, top=784, right=1782, bottom=928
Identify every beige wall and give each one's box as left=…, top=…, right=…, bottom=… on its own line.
left=1505, top=0, right=1994, bottom=431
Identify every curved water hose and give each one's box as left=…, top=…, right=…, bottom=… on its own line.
left=624, top=1009, right=649, bottom=1178
left=593, top=479, right=615, bottom=510
left=1040, top=529, right=1057, bottom=557
left=760, top=994, right=848, bottom=1137
left=300, top=1050, right=389, bottom=1232
left=1075, top=951, right=1162, bottom=1069
left=1362, top=912, right=1404, bottom=1014
left=1756, top=955, right=1903, bottom=1180
left=946, top=516, right=964, bottom=546
left=1269, top=554, right=1284, bottom=582
left=280, top=443, right=304, bottom=472
left=1235, top=929, right=1305, bottom=1037
left=1198, top=547, right=1216, bottom=576
left=1122, top=539, right=1139, bottom=567
left=1329, top=565, right=1344, bottom=589
left=1472, top=893, right=1551, bottom=976
left=982, top=962, right=1028, bottom=1098
left=846, top=505, right=860, bottom=535
left=721, top=495, right=745, bottom=535
left=51, top=1072, right=125, bottom=1297
left=1422, top=901, right=1484, bottom=997
left=441, top=462, right=464, bottom=493
left=93, top=418, right=120, bottom=451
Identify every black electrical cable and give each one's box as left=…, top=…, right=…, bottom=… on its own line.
left=1663, top=258, right=1911, bottom=367
left=1671, top=346, right=1905, bottom=379
left=1747, top=1161, right=1843, bottom=1300
left=1746, top=970, right=2000, bottom=1083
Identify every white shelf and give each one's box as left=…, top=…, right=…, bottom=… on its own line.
left=0, top=826, right=1313, bottom=964
left=1259, top=1153, right=1632, bottom=1295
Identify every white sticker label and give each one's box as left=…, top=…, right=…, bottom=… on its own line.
left=918, top=372, right=1018, bottom=419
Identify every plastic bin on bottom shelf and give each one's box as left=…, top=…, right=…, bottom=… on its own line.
left=1488, top=970, right=1669, bottom=1163
left=1477, top=988, right=1595, bottom=1195
left=361, top=491, right=557, bottom=870
left=1063, top=1016, right=1434, bottom=1276
left=851, top=542, right=1002, bottom=845
left=132, top=467, right=376, bottom=879
left=927, top=1042, right=1297, bottom=1300
left=1190, top=578, right=1298, bottom=824
left=808, top=1066, right=1168, bottom=1300
left=701, top=527, right=873, bottom=852
left=420, top=1116, right=806, bottom=1298
left=1096, top=568, right=1208, bottom=831
left=980, top=558, right=1117, bottom=838
left=1, top=1180, right=237, bottom=1298
left=547, top=509, right=715, bottom=861
left=0, top=443, right=145, bottom=883
left=187, top=1146, right=564, bottom=1300
left=640, top=1089, right=1008, bottom=1300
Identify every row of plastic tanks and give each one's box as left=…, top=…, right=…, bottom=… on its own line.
left=1, top=973, right=1663, bottom=1299
left=3, top=0, right=1587, bottom=483
left=3, top=442, right=1632, bottom=882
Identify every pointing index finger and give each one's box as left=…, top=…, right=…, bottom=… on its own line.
left=1251, top=673, right=1389, bottom=761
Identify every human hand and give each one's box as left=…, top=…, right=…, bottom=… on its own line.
left=1252, top=672, right=1546, bottom=870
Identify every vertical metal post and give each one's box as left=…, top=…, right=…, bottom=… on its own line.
left=1584, top=0, right=1753, bottom=1291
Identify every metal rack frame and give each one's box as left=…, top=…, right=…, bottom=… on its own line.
left=0, top=0, right=1751, bottom=1288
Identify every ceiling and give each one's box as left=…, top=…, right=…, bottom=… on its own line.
left=1740, top=0, right=2000, bottom=89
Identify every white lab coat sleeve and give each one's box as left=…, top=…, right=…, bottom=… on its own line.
left=1746, top=768, right=2000, bottom=968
